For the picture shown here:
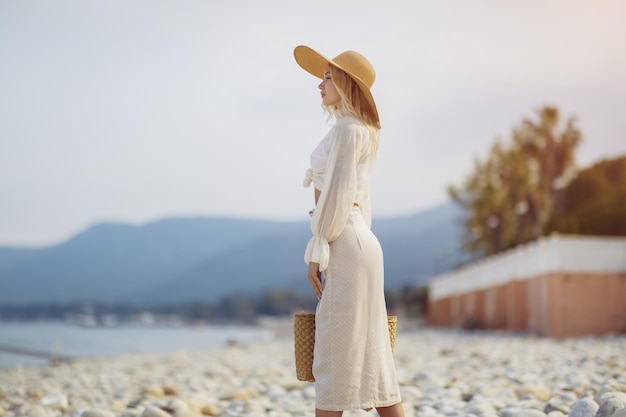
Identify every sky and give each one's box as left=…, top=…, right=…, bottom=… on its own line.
left=1, top=1, right=625, bottom=247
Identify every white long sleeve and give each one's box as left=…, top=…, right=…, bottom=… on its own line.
left=304, top=117, right=372, bottom=271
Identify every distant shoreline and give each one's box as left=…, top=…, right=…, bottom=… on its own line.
left=0, top=320, right=275, bottom=369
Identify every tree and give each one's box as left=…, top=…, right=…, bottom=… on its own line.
left=514, top=107, right=583, bottom=217
left=545, top=155, right=626, bottom=236
left=449, top=106, right=583, bottom=257
left=449, top=140, right=532, bottom=255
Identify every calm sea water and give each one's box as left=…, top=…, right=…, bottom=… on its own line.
left=0, top=321, right=275, bottom=368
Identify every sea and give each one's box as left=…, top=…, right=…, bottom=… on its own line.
left=0, top=320, right=278, bottom=369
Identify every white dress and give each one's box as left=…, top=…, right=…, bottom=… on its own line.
left=303, top=116, right=401, bottom=411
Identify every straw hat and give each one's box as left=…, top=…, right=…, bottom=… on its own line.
left=293, top=45, right=379, bottom=126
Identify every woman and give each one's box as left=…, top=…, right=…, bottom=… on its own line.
left=294, top=45, right=405, bottom=417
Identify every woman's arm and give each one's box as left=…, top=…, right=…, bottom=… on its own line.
left=304, top=120, right=364, bottom=272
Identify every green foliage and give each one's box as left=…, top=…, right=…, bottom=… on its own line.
left=545, top=156, right=626, bottom=236
left=385, top=285, right=429, bottom=318
left=0, top=286, right=433, bottom=323
left=449, top=106, right=583, bottom=256
left=0, top=289, right=319, bottom=323
left=256, top=289, right=317, bottom=316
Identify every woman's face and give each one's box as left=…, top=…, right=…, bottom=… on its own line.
left=318, top=66, right=341, bottom=109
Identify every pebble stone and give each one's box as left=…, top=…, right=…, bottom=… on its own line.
left=597, top=398, right=624, bottom=417
left=0, top=329, right=625, bottom=417
left=569, top=398, right=599, bottom=417
left=81, top=410, right=116, bottom=417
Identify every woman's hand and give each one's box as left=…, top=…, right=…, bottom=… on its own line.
left=307, top=262, right=323, bottom=300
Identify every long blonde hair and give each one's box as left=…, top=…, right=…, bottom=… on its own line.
left=324, top=65, right=380, bottom=158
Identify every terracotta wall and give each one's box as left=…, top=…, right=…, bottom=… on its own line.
left=505, top=280, right=528, bottom=331
left=427, top=273, right=626, bottom=338
left=547, top=273, right=626, bottom=337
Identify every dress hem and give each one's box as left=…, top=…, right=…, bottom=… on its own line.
left=315, top=395, right=402, bottom=412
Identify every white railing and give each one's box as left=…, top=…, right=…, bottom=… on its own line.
left=429, top=234, right=626, bottom=301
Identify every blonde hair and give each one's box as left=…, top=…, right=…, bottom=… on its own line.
left=324, top=65, right=380, bottom=157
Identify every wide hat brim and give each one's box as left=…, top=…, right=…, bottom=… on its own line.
left=294, top=45, right=380, bottom=126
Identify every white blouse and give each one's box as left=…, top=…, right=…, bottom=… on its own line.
left=303, top=116, right=374, bottom=271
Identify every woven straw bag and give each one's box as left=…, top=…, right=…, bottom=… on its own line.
left=293, top=312, right=397, bottom=382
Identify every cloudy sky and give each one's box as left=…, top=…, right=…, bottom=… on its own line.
left=1, top=1, right=625, bottom=247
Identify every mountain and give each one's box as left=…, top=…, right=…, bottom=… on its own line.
left=374, top=203, right=468, bottom=286
left=0, top=203, right=466, bottom=306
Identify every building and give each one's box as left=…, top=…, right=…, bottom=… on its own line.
left=427, top=234, right=626, bottom=337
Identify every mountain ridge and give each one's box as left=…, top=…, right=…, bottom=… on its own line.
left=0, top=203, right=466, bottom=306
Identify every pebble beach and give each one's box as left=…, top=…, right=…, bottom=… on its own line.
left=1, top=329, right=625, bottom=417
